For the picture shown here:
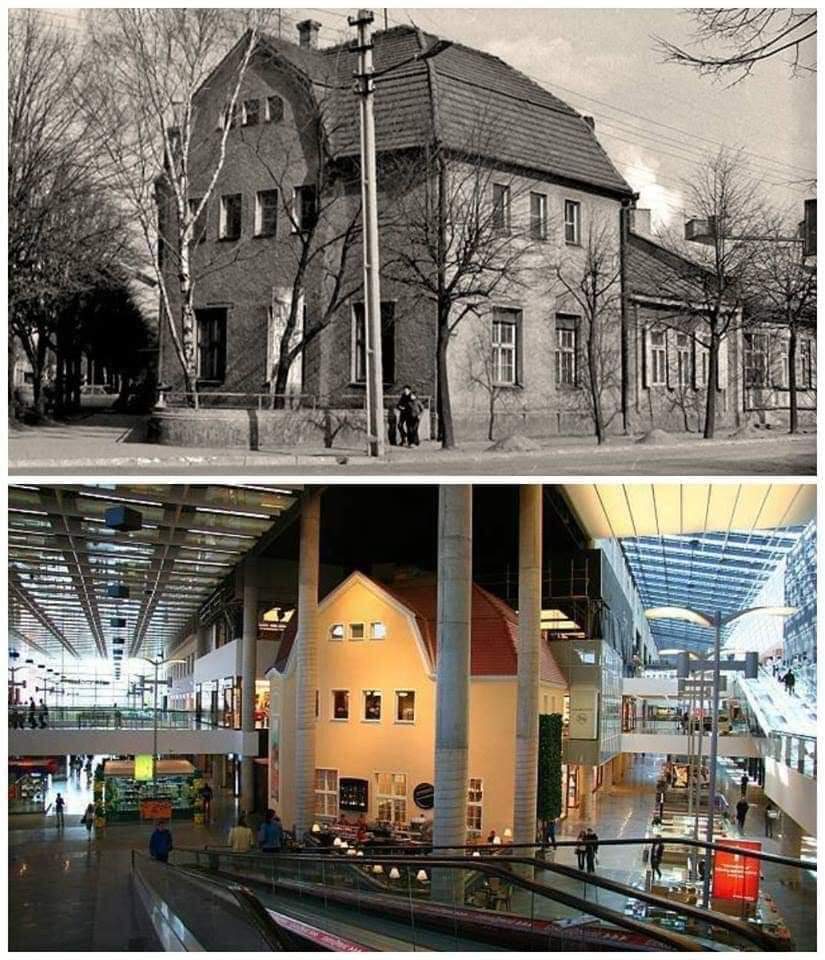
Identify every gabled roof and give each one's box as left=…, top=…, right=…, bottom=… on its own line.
left=626, top=231, right=709, bottom=304
left=270, top=571, right=566, bottom=683
left=257, top=26, right=633, bottom=197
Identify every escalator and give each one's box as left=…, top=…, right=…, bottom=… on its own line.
left=168, top=846, right=787, bottom=951
left=735, top=669, right=817, bottom=737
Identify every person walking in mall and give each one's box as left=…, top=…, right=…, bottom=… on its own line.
left=740, top=772, right=749, bottom=797
left=199, top=781, right=214, bottom=824
left=575, top=830, right=588, bottom=870
left=545, top=817, right=557, bottom=850
left=736, top=796, right=750, bottom=834
left=784, top=669, right=796, bottom=696
left=54, top=793, right=65, bottom=829
left=38, top=699, right=49, bottom=729
left=27, top=698, right=37, bottom=729
left=113, top=703, right=122, bottom=728
left=81, top=803, right=96, bottom=840
left=150, top=820, right=174, bottom=862
left=650, top=836, right=665, bottom=881
left=584, top=828, right=599, bottom=874
left=228, top=815, right=254, bottom=853
left=257, top=809, right=283, bottom=852
left=764, top=802, right=779, bottom=839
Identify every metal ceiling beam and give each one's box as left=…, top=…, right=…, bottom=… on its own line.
left=9, top=574, right=80, bottom=658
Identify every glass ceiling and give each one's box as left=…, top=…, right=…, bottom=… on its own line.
left=8, top=484, right=301, bottom=664
left=619, top=526, right=804, bottom=652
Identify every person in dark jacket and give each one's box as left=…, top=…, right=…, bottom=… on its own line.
left=257, top=808, right=283, bottom=852
left=584, top=829, right=599, bottom=873
left=575, top=830, right=587, bottom=870
left=736, top=797, right=750, bottom=834
left=650, top=837, right=665, bottom=880
left=545, top=818, right=557, bottom=849
left=150, top=821, right=173, bottom=862
left=199, top=782, right=213, bottom=824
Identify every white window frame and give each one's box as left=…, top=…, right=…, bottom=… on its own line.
left=394, top=689, right=416, bottom=724
left=375, top=772, right=407, bottom=825
left=369, top=621, right=386, bottom=640
left=530, top=192, right=548, bottom=240
left=314, top=767, right=338, bottom=820
left=331, top=689, right=350, bottom=722
left=328, top=623, right=344, bottom=641
left=745, top=332, right=769, bottom=387
left=492, top=183, right=511, bottom=234
left=265, top=95, right=284, bottom=123
left=564, top=199, right=581, bottom=245
left=292, top=184, right=318, bottom=234
left=254, top=189, right=278, bottom=238
left=799, top=338, right=813, bottom=388
left=650, top=330, right=667, bottom=386
left=676, top=332, right=692, bottom=387
left=467, top=777, right=483, bottom=838
left=362, top=689, right=382, bottom=723
left=555, top=322, right=578, bottom=387
left=242, top=97, right=260, bottom=126
left=349, top=622, right=365, bottom=641
left=492, top=314, right=518, bottom=386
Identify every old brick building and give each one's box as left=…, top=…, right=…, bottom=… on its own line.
left=157, top=20, right=814, bottom=442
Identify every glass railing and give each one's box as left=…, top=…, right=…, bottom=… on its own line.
left=768, top=730, right=817, bottom=778
left=7, top=705, right=221, bottom=730
left=171, top=844, right=792, bottom=951
left=131, top=850, right=294, bottom=950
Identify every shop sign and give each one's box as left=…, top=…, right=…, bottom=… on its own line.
left=134, top=754, right=154, bottom=781
left=413, top=782, right=434, bottom=810
left=140, top=799, right=172, bottom=820
left=712, top=839, right=761, bottom=902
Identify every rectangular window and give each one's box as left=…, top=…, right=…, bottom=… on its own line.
left=352, top=302, right=396, bottom=385
left=254, top=189, right=278, bottom=237
left=314, top=768, right=338, bottom=819
left=219, top=193, right=242, bottom=240
left=196, top=308, right=227, bottom=383
left=349, top=623, right=365, bottom=641
left=492, top=183, right=511, bottom=234
left=530, top=192, right=548, bottom=240
left=467, top=778, right=483, bottom=837
left=799, top=339, right=813, bottom=388
left=242, top=98, right=260, bottom=126
left=676, top=332, right=692, bottom=387
left=395, top=690, right=415, bottom=723
left=188, top=197, right=207, bottom=245
left=329, top=623, right=344, bottom=641
left=564, top=199, right=581, bottom=245
left=555, top=315, right=578, bottom=386
left=375, top=772, right=407, bottom=824
left=363, top=689, right=382, bottom=722
left=266, top=95, right=284, bottom=123
left=744, top=333, right=768, bottom=387
left=492, top=308, right=520, bottom=386
left=331, top=690, right=349, bottom=721
left=650, top=330, right=667, bottom=386
left=370, top=621, right=386, bottom=640
left=294, top=184, right=318, bottom=232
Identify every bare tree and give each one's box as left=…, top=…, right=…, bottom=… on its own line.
left=464, top=321, right=508, bottom=441
left=383, top=115, right=538, bottom=448
left=549, top=215, right=623, bottom=444
left=656, top=9, right=817, bottom=82
left=78, top=10, right=273, bottom=404
left=656, top=149, right=767, bottom=439
left=749, top=212, right=817, bottom=434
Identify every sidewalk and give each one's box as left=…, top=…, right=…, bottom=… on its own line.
left=9, top=414, right=817, bottom=475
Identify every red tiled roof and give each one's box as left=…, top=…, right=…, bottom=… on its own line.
left=259, top=26, right=632, bottom=197
left=270, top=574, right=566, bottom=684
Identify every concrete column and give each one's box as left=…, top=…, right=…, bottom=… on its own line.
left=240, top=559, right=259, bottom=814
left=293, top=491, right=321, bottom=838
left=195, top=622, right=210, bottom=659
left=676, top=652, right=690, bottom=679
left=513, top=485, right=542, bottom=848
left=578, top=764, right=593, bottom=821
left=779, top=813, right=803, bottom=858
left=432, top=485, right=472, bottom=902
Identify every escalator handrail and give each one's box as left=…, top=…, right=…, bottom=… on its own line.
left=131, top=850, right=295, bottom=951
left=175, top=846, right=700, bottom=952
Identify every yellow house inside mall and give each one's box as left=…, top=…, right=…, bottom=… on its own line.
left=267, top=571, right=567, bottom=837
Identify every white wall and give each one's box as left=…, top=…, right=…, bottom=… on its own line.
left=194, top=640, right=240, bottom=684
left=764, top=758, right=817, bottom=836
left=620, top=732, right=762, bottom=758
left=623, top=676, right=679, bottom=697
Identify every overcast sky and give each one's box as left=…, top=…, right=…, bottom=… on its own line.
left=40, top=5, right=817, bottom=228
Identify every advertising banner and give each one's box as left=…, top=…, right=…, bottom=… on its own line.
left=134, top=755, right=154, bottom=781
left=140, top=799, right=172, bottom=821
left=712, top=839, right=762, bottom=902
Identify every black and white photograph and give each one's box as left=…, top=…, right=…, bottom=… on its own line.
left=7, top=7, right=817, bottom=475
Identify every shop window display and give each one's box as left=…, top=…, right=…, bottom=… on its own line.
left=102, top=759, right=197, bottom=822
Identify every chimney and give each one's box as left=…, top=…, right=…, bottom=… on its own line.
left=582, top=115, right=595, bottom=131
left=297, top=19, right=321, bottom=49
left=629, top=208, right=652, bottom=237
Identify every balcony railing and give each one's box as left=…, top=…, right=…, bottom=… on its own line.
left=8, top=705, right=221, bottom=731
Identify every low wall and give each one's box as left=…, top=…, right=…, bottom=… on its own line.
left=149, top=408, right=431, bottom=450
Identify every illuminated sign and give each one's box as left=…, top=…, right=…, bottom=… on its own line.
left=134, top=755, right=154, bottom=781
left=140, top=799, right=172, bottom=821
left=712, top=839, right=762, bottom=903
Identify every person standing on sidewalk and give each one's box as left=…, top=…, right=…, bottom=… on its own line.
left=764, top=802, right=779, bottom=838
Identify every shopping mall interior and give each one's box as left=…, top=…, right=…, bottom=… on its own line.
left=7, top=482, right=818, bottom=951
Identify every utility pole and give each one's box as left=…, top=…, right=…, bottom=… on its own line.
left=349, top=9, right=385, bottom=458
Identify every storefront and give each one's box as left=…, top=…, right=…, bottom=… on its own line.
left=102, top=758, right=198, bottom=822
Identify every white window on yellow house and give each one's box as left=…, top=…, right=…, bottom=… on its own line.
left=395, top=690, right=415, bottom=723
left=331, top=689, right=349, bottom=721
left=376, top=772, right=407, bottom=824
left=315, top=768, right=338, bottom=819
left=467, top=778, right=483, bottom=838
left=363, top=689, right=382, bottom=722
left=329, top=623, right=344, bottom=641
left=370, top=621, right=386, bottom=640
left=676, top=333, right=692, bottom=387
left=350, top=622, right=365, bottom=641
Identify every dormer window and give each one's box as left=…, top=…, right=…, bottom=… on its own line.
left=266, top=96, right=284, bottom=123
left=242, top=98, right=260, bottom=127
